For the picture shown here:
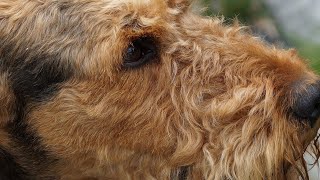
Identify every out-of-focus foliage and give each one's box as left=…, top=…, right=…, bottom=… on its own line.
left=202, top=0, right=265, bottom=22
left=221, top=0, right=252, bottom=22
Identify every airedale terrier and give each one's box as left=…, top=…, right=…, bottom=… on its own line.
left=0, top=0, right=319, bottom=179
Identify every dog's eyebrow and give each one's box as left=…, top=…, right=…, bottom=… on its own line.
left=122, top=14, right=161, bottom=27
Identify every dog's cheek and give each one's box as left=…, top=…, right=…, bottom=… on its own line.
left=25, top=84, right=91, bottom=155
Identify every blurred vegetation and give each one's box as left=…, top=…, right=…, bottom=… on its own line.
left=289, top=36, right=320, bottom=70
left=202, top=0, right=266, bottom=22
left=220, top=0, right=251, bottom=18
left=201, top=0, right=320, bottom=72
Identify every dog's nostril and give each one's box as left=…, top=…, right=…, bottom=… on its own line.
left=292, top=82, right=320, bottom=125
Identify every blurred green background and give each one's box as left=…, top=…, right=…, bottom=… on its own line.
left=200, top=0, right=320, bottom=72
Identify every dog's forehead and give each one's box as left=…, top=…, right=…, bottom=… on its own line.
left=106, top=0, right=166, bottom=8
left=104, top=0, right=186, bottom=9
left=115, top=1, right=167, bottom=26
left=103, top=0, right=181, bottom=25
left=96, top=0, right=185, bottom=40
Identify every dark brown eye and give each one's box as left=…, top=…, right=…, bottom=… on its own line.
left=123, top=37, right=157, bottom=68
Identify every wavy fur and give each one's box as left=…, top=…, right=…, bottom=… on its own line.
left=0, top=0, right=319, bottom=179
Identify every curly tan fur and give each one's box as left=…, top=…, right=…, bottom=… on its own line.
left=0, top=0, right=319, bottom=179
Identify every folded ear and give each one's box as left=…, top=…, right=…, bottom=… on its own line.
left=0, top=73, right=14, bottom=128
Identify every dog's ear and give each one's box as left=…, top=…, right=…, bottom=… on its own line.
left=0, top=73, right=15, bottom=128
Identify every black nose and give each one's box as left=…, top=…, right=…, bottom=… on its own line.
left=292, top=82, right=320, bottom=125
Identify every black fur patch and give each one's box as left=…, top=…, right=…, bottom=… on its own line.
left=0, top=147, right=28, bottom=180
left=0, top=43, right=73, bottom=176
left=1, top=43, right=72, bottom=102
left=0, top=1, right=77, bottom=176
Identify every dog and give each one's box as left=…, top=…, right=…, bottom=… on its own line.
left=0, top=0, right=320, bottom=179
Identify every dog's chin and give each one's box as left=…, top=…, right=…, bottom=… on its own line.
left=284, top=117, right=320, bottom=179
left=285, top=166, right=304, bottom=179
left=303, top=117, right=320, bottom=148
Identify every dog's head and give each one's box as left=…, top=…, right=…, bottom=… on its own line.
left=0, top=0, right=319, bottom=179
